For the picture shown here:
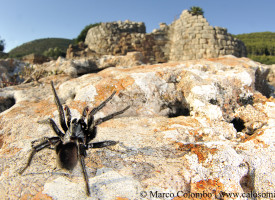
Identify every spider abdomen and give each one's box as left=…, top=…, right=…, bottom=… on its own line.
left=56, top=142, right=78, bottom=170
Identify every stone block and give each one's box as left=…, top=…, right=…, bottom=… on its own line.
left=202, top=33, right=215, bottom=39
left=216, top=34, right=226, bottom=40
left=200, top=38, right=207, bottom=44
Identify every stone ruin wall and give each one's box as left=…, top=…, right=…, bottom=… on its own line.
left=82, top=10, right=247, bottom=63
left=83, top=20, right=169, bottom=63
left=169, top=10, right=247, bottom=61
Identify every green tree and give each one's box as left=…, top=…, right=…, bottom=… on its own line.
left=43, top=47, right=64, bottom=59
left=235, top=32, right=275, bottom=64
left=75, top=23, right=101, bottom=43
left=0, top=37, right=5, bottom=52
left=189, top=6, right=204, bottom=16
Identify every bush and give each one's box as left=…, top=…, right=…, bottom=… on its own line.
left=188, top=6, right=204, bottom=16
left=249, top=54, right=275, bottom=65
left=75, top=23, right=101, bottom=43
left=9, top=38, right=72, bottom=59
left=43, top=47, right=65, bottom=59
left=235, top=32, right=275, bottom=64
left=0, top=37, right=5, bottom=52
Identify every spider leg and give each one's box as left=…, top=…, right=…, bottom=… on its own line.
left=78, top=144, right=91, bottom=196
left=87, top=91, right=116, bottom=128
left=19, top=137, right=60, bottom=175
left=95, top=106, right=130, bottom=126
left=49, top=118, right=65, bottom=138
left=50, top=81, right=68, bottom=133
left=87, top=140, right=118, bottom=149
left=64, top=105, right=71, bottom=128
left=81, top=106, right=89, bottom=121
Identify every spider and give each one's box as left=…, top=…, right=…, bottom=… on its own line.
left=19, top=81, right=130, bottom=196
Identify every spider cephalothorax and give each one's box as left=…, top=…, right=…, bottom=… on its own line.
left=19, top=81, right=130, bottom=196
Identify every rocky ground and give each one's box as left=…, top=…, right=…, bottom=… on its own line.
left=0, top=56, right=274, bottom=200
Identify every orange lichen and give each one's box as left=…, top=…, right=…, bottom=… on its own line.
left=173, top=179, right=226, bottom=200
left=207, top=57, right=251, bottom=68
left=2, top=146, right=21, bottom=157
left=21, top=191, right=53, bottom=200
left=175, top=142, right=218, bottom=163
left=192, top=178, right=225, bottom=199
left=114, top=197, right=129, bottom=200
left=253, top=139, right=269, bottom=148
left=95, top=76, right=135, bottom=103
left=32, top=100, right=56, bottom=117
left=66, top=100, right=88, bottom=113
left=115, top=197, right=129, bottom=200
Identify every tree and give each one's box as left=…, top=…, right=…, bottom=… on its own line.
left=43, top=47, right=64, bottom=59
left=0, top=37, right=5, bottom=52
left=75, top=23, right=101, bottom=43
left=189, top=6, right=204, bottom=16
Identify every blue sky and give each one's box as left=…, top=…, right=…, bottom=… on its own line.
left=1, top=0, right=275, bottom=52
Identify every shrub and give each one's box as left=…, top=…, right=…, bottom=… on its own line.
left=188, top=6, right=204, bottom=16
left=0, top=37, right=5, bottom=52
left=43, top=47, right=65, bottom=59
left=75, top=23, right=101, bottom=43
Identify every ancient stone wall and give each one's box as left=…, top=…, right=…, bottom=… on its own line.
left=85, top=21, right=145, bottom=55
left=169, top=10, right=247, bottom=61
left=84, top=20, right=168, bottom=63
left=84, top=10, right=247, bottom=63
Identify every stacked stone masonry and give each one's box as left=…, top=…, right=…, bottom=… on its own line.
left=169, top=10, right=247, bottom=61
left=83, top=10, right=247, bottom=63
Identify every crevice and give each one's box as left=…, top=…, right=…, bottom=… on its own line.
left=166, top=100, right=190, bottom=118
left=0, top=96, right=16, bottom=113
left=231, top=117, right=245, bottom=132
left=237, top=95, right=254, bottom=106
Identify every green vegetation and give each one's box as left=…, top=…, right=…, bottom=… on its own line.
left=0, top=37, right=5, bottom=52
left=235, top=32, right=275, bottom=64
left=75, top=23, right=101, bottom=43
left=188, top=6, right=204, bottom=16
left=9, top=38, right=72, bottom=58
left=43, top=47, right=65, bottom=59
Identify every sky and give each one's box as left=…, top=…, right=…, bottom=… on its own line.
left=1, top=0, right=275, bottom=52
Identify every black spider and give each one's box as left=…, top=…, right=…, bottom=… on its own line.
left=19, top=81, right=130, bottom=196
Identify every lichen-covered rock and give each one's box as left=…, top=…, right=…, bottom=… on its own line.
left=0, top=59, right=26, bottom=87
left=0, top=56, right=274, bottom=199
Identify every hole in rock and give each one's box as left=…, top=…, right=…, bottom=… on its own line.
left=231, top=117, right=245, bottom=132
left=240, top=174, right=254, bottom=193
left=167, top=100, right=190, bottom=118
left=0, top=96, right=16, bottom=113
left=209, top=98, right=218, bottom=105
left=238, top=95, right=254, bottom=106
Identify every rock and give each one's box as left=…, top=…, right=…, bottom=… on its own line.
left=22, top=53, right=49, bottom=64
left=0, top=56, right=274, bottom=199
left=97, top=51, right=145, bottom=69
left=66, top=42, right=97, bottom=59
left=0, top=58, right=26, bottom=87
left=19, top=57, right=99, bottom=82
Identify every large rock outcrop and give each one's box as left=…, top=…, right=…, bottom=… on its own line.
left=0, top=56, right=274, bottom=199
